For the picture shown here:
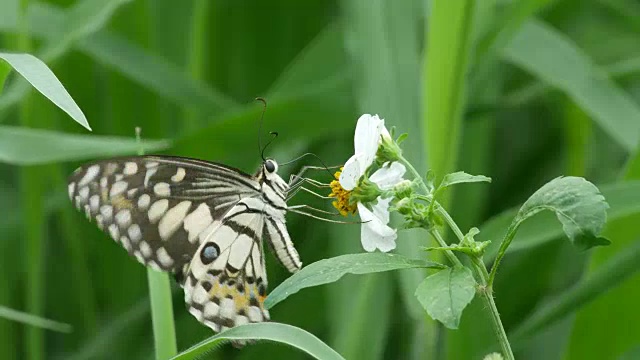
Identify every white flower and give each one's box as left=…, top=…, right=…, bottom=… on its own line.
left=337, top=114, right=406, bottom=252
left=339, top=114, right=391, bottom=191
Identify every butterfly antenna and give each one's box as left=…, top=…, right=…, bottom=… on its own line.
left=256, top=97, right=268, bottom=161
left=281, top=152, right=336, bottom=178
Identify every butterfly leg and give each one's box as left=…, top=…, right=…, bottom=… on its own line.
left=288, top=165, right=339, bottom=188
left=288, top=204, right=363, bottom=224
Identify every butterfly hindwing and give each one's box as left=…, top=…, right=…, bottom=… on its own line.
left=184, top=198, right=270, bottom=332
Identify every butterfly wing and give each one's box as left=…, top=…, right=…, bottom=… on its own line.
left=67, top=155, right=261, bottom=274
left=184, top=197, right=270, bottom=332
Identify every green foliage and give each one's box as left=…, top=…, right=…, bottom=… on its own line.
left=171, top=323, right=345, bottom=360
left=514, top=176, right=610, bottom=249
left=265, top=253, right=444, bottom=309
left=415, top=266, right=477, bottom=329
left=0, top=52, right=90, bottom=129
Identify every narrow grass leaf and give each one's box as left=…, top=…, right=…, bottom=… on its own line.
left=0, top=305, right=72, bottom=333
left=482, top=181, right=640, bottom=262
left=0, top=52, right=90, bottom=130
left=514, top=176, right=609, bottom=250
left=66, top=0, right=132, bottom=40
left=171, top=323, right=344, bottom=360
left=79, top=32, right=237, bottom=113
left=414, top=266, right=476, bottom=329
left=0, top=0, right=133, bottom=117
left=503, top=20, right=640, bottom=152
left=265, top=253, right=444, bottom=309
left=510, top=239, right=640, bottom=346
left=0, top=126, right=170, bottom=165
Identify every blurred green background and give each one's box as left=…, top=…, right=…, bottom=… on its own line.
left=1, top=0, right=640, bottom=359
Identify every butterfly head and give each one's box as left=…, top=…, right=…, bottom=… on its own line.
left=258, top=158, right=289, bottom=196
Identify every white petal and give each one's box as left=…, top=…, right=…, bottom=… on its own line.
left=354, top=114, right=384, bottom=168
left=358, top=203, right=397, bottom=252
left=371, top=197, right=392, bottom=224
left=340, top=154, right=365, bottom=190
left=370, top=162, right=406, bottom=190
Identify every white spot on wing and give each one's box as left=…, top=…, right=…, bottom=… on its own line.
left=156, top=248, right=174, bottom=267
left=120, top=236, right=132, bottom=251
left=227, top=234, right=254, bottom=271
left=78, top=186, right=89, bottom=201
left=144, top=168, right=158, bottom=187
left=68, top=182, right=76, bottom=200
left=89, top=195, right=100, bottom=212
left=154, top=182, right=171, bottom=196
left=115, top=209, right=132, bottom=228
left=108, top=224, right=119, bottom=240
left=138, top=194, right=151, bottom=210
left=247, top=306, right=262, bottom=322
left=128, top=224, right=142, bottom=243
left=78, top=165, right=100, bottom=186
left=123, top=162, right=138, bottom=175
left=148, top=199, right=169, bottom=223
left=158, top=201, right=192, bottom=240
left=192, top=285, right=209, bottom=304
left=171, top=167, right=186, bottom=182
left=183, top=203, right=213, bottom=242
left=219, top=298, right=235, bottom=319
left=109, top=181, right=128, bottom=197
left=100, top=205, right=113, bottom=222
left=204, top=302, right=219, bottom=319
left=139, top=241, right=152, bottom=258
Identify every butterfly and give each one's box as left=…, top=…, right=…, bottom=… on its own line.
left=67, top=155, right=302, bottom=333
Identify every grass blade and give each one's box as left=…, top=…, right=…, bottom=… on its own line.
left=0, top=305, right=71, bottom=333
left=171, top=323, right=345, bottom=360
left=0, top=52, right=90, bottom=130
left=0, top=125, right=170, bottom=165
left=502, top=19, right=640, bottom=152
left=509, top=238, right=640, bottom=346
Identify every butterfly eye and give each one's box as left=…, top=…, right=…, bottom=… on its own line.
left=264, top=159, right=277, bottom=173
left=200, top=243, right=220, bottom=265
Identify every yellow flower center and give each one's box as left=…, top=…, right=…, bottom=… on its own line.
left=328, top=169, right=357, bottom=216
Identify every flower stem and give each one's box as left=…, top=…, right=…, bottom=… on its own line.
left=400, top=152, right=514, bottom=359
left=469, top=256, right=514, bottom=360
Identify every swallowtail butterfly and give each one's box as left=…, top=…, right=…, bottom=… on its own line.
left=68, top=155, right=302, bottom=333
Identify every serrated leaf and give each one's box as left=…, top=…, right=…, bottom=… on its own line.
left=414, top=266, right=476, bottom=329
left=0, top=126, right=171, bottom=165
left=0, top=52, right=90, bottom=130
left=171, top=323, right=344, bottom=360
left=515, top=176, right=610, bottom=250
left=265, top=253, right=445, bottom=309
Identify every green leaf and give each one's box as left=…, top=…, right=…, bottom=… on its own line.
left=265, top=253, right=444, bottom=310
left=435, top=171, right=491, bottom=197
left=514, top=176, right=610, bottom=250
left=503, top=20, right=640, bottom=152
left=170, top=323, right=344, bottom=360
left=0, top=52, right=90, bottom=130
left=0, top=126, right=171, bottom=165
left=0, top=305, right=72, bottom=333
left=414, top=266, right=476, bottom=329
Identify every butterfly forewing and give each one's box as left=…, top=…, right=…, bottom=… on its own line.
left=68, top=155, right=302, bottom=335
